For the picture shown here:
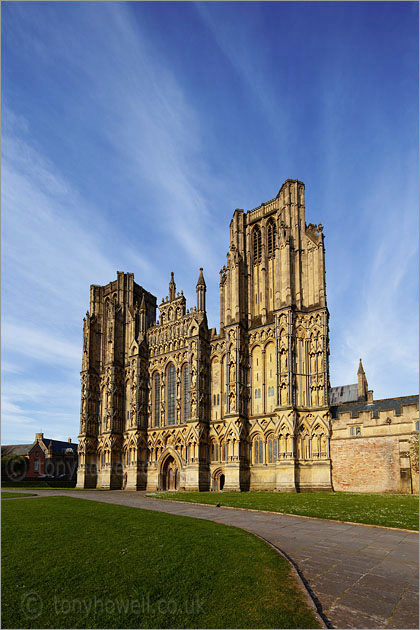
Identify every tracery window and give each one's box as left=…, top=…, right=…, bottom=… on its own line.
left=153, top=373, right=160, bottom=427
left=211, top=442, right=220, bottom=462
left=267, top=219, right=276, bottom=257
left=267, top=437, right=278, bottom=463
left=254, top=437, right=264, bottom=464
left=222, top=443, right=227, bottom=461
left=167, top=364, right=176, bottom=425
left=182, top=363, right=190, bottom=422
left=253, top=226, right=262, bottom=263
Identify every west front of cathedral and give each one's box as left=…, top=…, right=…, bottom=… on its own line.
left=77, top=180, right=419, bottom=494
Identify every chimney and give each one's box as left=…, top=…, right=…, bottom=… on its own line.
left=68, top=437, right=72, bottom=443
left=35, top=433, right=44, bottom=441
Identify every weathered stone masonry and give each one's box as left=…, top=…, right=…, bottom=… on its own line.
left=76, top=180, right=419, bottom=493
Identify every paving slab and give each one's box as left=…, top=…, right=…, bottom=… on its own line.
left=5, top=489, right=418, bottom=629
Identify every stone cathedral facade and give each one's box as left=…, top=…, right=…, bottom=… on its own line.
left=77, top=179, right=333, bottom=492
left=76, top=179, right=418, bottom=493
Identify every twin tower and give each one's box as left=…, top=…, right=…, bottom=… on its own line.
left=77, top=180, right=332, bottom=492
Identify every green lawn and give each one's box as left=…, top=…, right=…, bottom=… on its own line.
left=1, top=484, right=98, bottom=490
left=1, top=492, right=35, bottom=499
left=2, top=481, right=52, bottom=489
left=147, top=491, right=419, bottom=530
left=2, top=497, right=320, bottom=629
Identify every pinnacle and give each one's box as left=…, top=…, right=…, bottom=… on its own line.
left=169, top=271, right=176, bottom=300
left=196, top=267, right=206, bottom=288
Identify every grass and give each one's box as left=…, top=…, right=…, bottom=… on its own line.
left=2, top=481, right=52, bottom=489
left=2, top=497, right=320, bottom=629
left=147, top=491, right=419, bottom=530
left=1, top=492, right=35, bottom=499
left=2, top=481, right=76, bottom=489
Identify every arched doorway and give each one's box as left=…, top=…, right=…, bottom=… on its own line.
left=162, top=455, right=179, bottom=491
left=212, top=469, right=225, bottom=491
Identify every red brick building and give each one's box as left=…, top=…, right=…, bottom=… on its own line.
left=2, top=433, right=78, bottom=480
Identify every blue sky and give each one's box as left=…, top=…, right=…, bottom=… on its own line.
left=2, top=1, right=418, bottom=444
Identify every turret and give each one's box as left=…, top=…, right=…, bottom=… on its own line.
left=196, top=268, right=206, bottom=312
left=169, top=272, right=176, bottom=302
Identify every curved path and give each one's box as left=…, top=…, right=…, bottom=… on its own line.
left=6, top=489, right=418, bottom=629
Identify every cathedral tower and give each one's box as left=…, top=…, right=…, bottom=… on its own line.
left=212, top=180, right=331, bottom=491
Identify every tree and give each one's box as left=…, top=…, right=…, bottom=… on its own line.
left=409, top=431, right=419, bottom=474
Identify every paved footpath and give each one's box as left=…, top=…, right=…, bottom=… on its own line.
left=7, top=489, right=419, bottom=629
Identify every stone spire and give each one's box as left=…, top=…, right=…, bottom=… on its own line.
left=169, top=272, right=176, bottom=302
left=357, top=359, right=368, bottom=401
left=196, top=268, right=206, bottom=311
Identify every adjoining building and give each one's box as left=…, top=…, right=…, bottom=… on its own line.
left=2, top=433, right=78, bottom=481
left=76, top=180, right=418, bottom=493
left=330, top=362, right=418, bottom=493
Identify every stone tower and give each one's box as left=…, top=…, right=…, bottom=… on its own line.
left=77, top=272, right=156, bottom=489
left=212, top=180, right=331, bottom=491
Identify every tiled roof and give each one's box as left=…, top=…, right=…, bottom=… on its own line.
left=43, top=439, right=78, bottom=454
left=331, top=395, right=419, bottom=419
left=1, top=444, right=32, bottom=456
left=329, top=384, right=358, bottom=405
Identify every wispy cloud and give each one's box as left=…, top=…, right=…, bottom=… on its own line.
left=329, top=157, right=418, bottom=396
left=2, top=1, right=417, bottom=445
left=1, top=108, right=158, bottom=442
left=2, top=322, right=80, bottom=367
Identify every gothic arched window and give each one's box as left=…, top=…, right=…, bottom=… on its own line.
left=253, top=437, right=264, bottom=464
left=211, top=442, right=220, bottom=461
left=153, top=373, right=160, bottom=427
left=267, top=436, right=278, bottom=463
left=253, top=226, right=262, bottom=263
left=182, top=363, right=190, bottom=422
left=267, top=220, right=276, bottom=258
left=221, top=442, right=227, bottom=461
left=167, top=364, right=176, bottom=425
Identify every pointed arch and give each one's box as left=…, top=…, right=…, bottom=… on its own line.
left=211, top=355, right=221, bottom=420
left=166, top=363, right=176, bottom=425
left=267, top=218, right=276, bottom=258
left=152, top=371, right=161, bottom=427
left=181, top=362, right=190, bottom=422
left=253, top=225, right=262, bottom=263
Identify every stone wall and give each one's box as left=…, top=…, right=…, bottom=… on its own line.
left=331, top=435, right=402, bottom=493
left=330, top=398, right=418, bottom=494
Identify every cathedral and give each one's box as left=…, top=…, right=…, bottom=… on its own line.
left=77, top=180, right=418, bottom=493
